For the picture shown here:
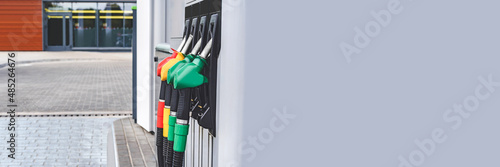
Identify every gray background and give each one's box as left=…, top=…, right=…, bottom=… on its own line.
left=240, top=0, right=500, bottom=166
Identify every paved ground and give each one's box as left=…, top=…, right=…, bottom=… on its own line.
left=0, top=51, right=135, bottom=166
left=0, top=117, right=121, bottom=166
left=0, top=51, right=132, bottom=112
left=0, top=51, right=131, bottom=65
left=114, top=117, right=156, bottom=167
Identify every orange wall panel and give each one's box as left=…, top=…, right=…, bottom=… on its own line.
left=0, top=0, right=42, bottom=51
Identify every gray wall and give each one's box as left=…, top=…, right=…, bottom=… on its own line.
left=166, top=0, right=185, bottom=49
left=217, top=0, right=500, bottom=167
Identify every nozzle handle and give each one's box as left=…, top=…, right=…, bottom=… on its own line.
left=199, top=39, right=213, bottom=59
left=159, top=81, right=167, bottom=100
left=170, top=89, right=179, bottom=112
left=176, top=88, right=192, bottom=120
left=190, top=38, right=203, bottom=55
left=181, top=35, right=194, bottom=54
left=164, top=84, right=172, bottom=106
left=177, top=37, right=187, bottom=51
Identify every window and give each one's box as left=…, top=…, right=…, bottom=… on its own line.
left=123, top=3, right=136, bottom=47
left=73, top=3, right=97, bottom=47
left=98, top=2, right=124, bottom=47
left=44, top=2, right=72, bottom=11
left=45, top=2, right=72, bottom=46
left=44, top=2, right=134, bottom=49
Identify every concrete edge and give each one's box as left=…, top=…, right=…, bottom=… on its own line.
left=0, top=58, right=104, bottom=69
left=113, top=121, right=120, bottom=167
left=108, top=120, right=120, bottom=167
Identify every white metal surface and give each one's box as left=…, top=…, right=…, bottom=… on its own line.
left=153, top=0, right=166, bottom=45
left=178, top=1, right=247, bottom=166
left=136, top=0, right=246, bottom=165
left=166, top=0, right=185, bottom=49
left=214, top=1, right=247, bottom=166
left=136, top=0, right=155, bottom=132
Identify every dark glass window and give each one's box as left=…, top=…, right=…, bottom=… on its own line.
left=44, top=2, right=72, bottom=10
left=45, top=2, right=72, bottom=46
left=73, top=3, right=97, bottom=47
left=44, top=2, right=134, bottom=49
left=123, top=3, right=136, bottom=47
left=98, top=2, right=124, bottom=47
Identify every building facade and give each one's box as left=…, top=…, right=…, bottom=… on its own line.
left=0, top=0, right=136, bottom=51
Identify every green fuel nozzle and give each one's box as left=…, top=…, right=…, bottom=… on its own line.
left=173, top=57, right=207, bottom=89
left=173, top=39, right=213, bottom=89
left=171, top=38, right=213, bottom=167
left=167, top=54, right=195, bottom=84
left=166, top=37, right=205, bottom=85
left=159, top=34, right=192, bottom=167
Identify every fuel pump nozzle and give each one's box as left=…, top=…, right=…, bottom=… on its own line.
left=171, top=39, right=212, bottom=167
left=157, top=35, right=190, bottom=167
left=162, top=37, right=203, bottom=167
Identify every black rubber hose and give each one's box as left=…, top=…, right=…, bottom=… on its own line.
left=163, top=137, right=168, bottom=167
left=173, top=151, right=185, bottom=167
left=157, top=81, right=166, bottom=167
left=163, top=85, right=172, bottom=167
left=166, top=140, right=174, bottom=167
left=156, top=128, right=164, bottom=167
left=166, top=89, right=179, bottom=167
left=172, top=88, right=191, bottom=167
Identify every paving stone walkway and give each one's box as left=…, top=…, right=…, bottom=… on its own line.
left=0, top=117, right=120, bottom=166
left=0, top=52, right=137, bottom=167
left=113, top=117, right=156, bottom=167
left=0, top=51, right=132, bottom=113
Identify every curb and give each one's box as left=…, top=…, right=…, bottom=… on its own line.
left=107, top=120, right=120, bottom=167
left=0, top=58, right=103, bottom=68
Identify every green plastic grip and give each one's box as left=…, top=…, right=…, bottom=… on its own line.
left=173, top=124, right=190, bottom=152
left=168, top=116, right=177, bottom=141
left=167, top=54, right=195, bottom=84
left=173, top=57, right=207, bottom=89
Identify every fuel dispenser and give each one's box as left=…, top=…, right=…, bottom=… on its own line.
left=155, top=1, right=220, bottom=166
left=163, top=18, right=197, bottom=167
left=171, top=14, right=219, bottom=167
left=156, top=19, right=191, bottom=167
left=157, top=13, right=220, bottom=167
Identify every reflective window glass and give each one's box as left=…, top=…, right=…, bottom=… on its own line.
left=45, top=2, right=72, bottom=47
left=72, top=3, right=97, bottom=47
left=44, top=2, right=72, bottom=11
left=123, top=3, right=136, bottom=47
left=98, top=2, right=124, bottom=47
